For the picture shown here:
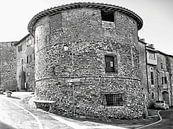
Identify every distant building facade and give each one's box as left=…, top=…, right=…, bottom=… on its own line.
left=0, top=42, right=17, bottom=91
left=14, top=34, right=35, bottom=91
left=145, top=44, right=173, bottom=106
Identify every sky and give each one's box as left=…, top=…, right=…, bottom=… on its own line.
left=0, top=0, right=173, bottom=55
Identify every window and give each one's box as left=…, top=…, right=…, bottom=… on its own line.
left=161, top=63, right=163, bottom=69
left=105, top=94, right=124, bottom=106
left=27, top=55, right=32, bottom=64
left=152, top=92, right=154, bottom=99
left=162, top=76, right=167, bottom=84
left=149, top=52, right=155, bottom=60
left=27, top=56, right=29, bottom=64
left=101, top=10, right=114, bottom=22
left=105, top=55, right=117, bottom=73
left=18, top=45, right=22, bottom=52
left=151, top=71, right=154, bottom=85
left=162, top=77, right=164, bottom=84
left=164, top=77, right=167, bottom=84
left=21, top=59, right=23, bottom=64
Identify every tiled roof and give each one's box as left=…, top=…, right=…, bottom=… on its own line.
left=28, top=2, right=143, bottom=34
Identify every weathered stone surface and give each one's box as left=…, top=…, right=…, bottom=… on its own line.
left=0, top=42, right=17, bottom=91
left=30, top=4, right=145, bottom=119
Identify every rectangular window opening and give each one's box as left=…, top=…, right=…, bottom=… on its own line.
left=151, top=71, right=154, bottom=85
left=105, top=55, right=117, bottom=73
left=105, top=94, right=124, bottom=106
left=162, top=77, right=164, bottom=84
left=101, top=10, right=114, bottom=22
left=18, top=45, right=22, bottom=52
left=165, top=77, right=167, bottom=84
left=27, top=56, right=29, bottom=64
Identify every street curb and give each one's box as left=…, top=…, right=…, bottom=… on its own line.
left=136, top=110, right=162, bottom=129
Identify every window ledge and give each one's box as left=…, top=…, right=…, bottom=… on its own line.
left=102, top=21, right=115, bottom=28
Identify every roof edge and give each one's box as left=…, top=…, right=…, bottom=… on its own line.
left=14, top=34, right=30, bottom=46
left=28, top=2, right=143, bottom=34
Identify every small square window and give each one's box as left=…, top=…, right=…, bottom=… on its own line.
left=101, top=10, right=114, bottom=22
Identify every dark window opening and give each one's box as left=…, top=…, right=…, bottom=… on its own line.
left=27, top=55, right=32, bottom=64
left=105, top=55, right=116, bottom=73
left=18, top=45, right=22, bottom=52
left=161, top=63, right=163, bottom=69
left=162, top=77, right=164, bottom=84
left=151, top=71, right=154, bottom=85
left=152, top=92, right=154, bottom=99
left=27, top=56, right=29, bottom=64
left=105, top=94, right=124, bottom=106
left=164, top=77, right=167, bottom=84
left=101, top=10, right=114, bottom=22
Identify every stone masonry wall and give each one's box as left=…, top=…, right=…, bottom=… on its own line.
left=33, top=8, right=145, bottom=119
left=0, top=42, right=17, bottom=91
left=137, top=41, right=148, bottom=104
left=167, top=56, right=173, bottom=106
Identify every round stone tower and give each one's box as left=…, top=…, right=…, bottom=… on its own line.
left=28, top=2, right=144, bottom=119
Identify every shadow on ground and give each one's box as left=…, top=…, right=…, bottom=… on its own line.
left=0, top=120, right=16, bottom=129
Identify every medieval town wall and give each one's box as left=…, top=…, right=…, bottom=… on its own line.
left=0, top=42, right=17, bottom=91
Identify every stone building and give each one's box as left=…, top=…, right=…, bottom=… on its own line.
left=138, top=39, right=148, bottom=104
left=146, top=44, right=173, bottom=106
left=0, top=42, right=17, bottom=91
left=27, top=2, right=146, bottom=119
left=166, top=55, right=173, bottom=106
left=146, top=44, right=158, bottom=105
left=156, top=51, right=171, bottom=105
left=14, top=34, right=35, bottom=91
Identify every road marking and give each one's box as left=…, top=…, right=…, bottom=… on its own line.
left=136, top=110, right=162, bottom=129
left=4, top=97, right=44, bottom=129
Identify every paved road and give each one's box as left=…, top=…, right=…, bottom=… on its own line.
left=142, top=108, right=173, bottom=129
left=0, top=93, right=73, bottom=129
left=0, top=93, right=127, bottom=129
left=0, top=94, right=39, bottom=129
